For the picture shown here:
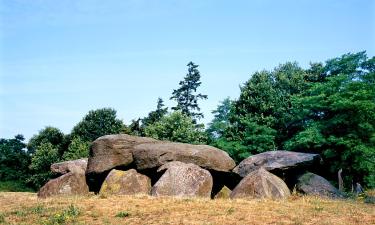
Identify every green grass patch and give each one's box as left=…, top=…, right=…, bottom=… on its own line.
left=42, top=204, right=81, bottom=225
left=0, top=180, right=35, bottom=192
left=115, top=211, right=130, bottom=218
left=0, top=213, right=5, bottom=224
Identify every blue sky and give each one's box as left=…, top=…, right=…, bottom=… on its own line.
left=1, top=0, right=374, bottom=140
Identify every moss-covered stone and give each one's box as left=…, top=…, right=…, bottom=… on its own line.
left=214, top=186, right=231, bottom=199
left=99, top=169, right=151, bottom=196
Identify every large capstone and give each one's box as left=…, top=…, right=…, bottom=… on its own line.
left=233, top=151, right=321, bottom=178
left=132, top=141, right=236, bottom=172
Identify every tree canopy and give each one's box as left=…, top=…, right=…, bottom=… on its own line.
left=71, top=108, right=125, bottom=142
left=0, top=135, right=30, bottom=182
left=145, top=111, right=207, bottom=144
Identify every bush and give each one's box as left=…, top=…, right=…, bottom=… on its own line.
left=28, top=142, right=60, bottom=189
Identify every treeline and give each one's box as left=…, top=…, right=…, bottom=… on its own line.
left=0, top=52, right=374, bottom=191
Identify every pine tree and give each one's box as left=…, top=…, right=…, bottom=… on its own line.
left=170, top=62, right=207, bottom=123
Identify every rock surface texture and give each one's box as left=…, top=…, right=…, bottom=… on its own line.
left=51, top=158, right=88, bottom=175
left=151, top=161, right=213, bottom=198
left=99, top=169, right=151, bottom=196
left=86, top=135, right=156, bottom=175
left=37, top=172, right=89, bottom=198
left=230, top=168, right=290, bottom=199
left=233, top=151, right=321, bottom=178
left=133, top=142, right=236, bottom=172
left=296, top=172, right=343, bottom=198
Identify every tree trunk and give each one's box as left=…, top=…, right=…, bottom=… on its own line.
left=338, top=169, right=344, bottom=192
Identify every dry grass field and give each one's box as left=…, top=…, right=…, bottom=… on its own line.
left=0, top=192, right=374, bottom=225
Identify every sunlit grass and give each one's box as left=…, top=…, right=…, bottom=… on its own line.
left=0, top=192, right=373, bottom=224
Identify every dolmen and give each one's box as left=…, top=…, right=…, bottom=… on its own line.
left=38, top=134, right=343, bottom=199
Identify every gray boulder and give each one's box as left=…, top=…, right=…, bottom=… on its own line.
left=233, top=151, right=321, bottom=178
left=296, top=172, right=343, bottom=198
left=38, top=172, right=89, bottom=198
left=230, top=168, right=290, bottom=199
left=151, top=161, right=213, bottom=198
left=51, top=158, right=88, bottom=175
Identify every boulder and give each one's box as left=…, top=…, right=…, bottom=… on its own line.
left=151, top=161, right=213, bottom=198
left=296, top=172, right=343, bottom=198
left=233, top=151, right=321, bottom=178
left=38, top=172, right=89, bottom=198
left=86, top=134, right=156, bottom=175
left=230, top=168, right=290, bottom=199
left=51, top=158, right=88, bottom=175
left=214, top=186, right=231, bottom=199
left=133, top=141, right=235, bottom=172
left=99, top=169, right=151, bottom=196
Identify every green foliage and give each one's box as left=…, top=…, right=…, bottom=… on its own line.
left=62, top=137, right=90, bottom=161
left=71, top=108, right=125, bottom=142
left=219, top=62, right=308, bottom=162
left=206, top=98, right=233, bottom=141
left=128, top=118, right=144, bottom=136
left=170, top=62, right=208, bottom=123
left=28, top=142, right=60, bottom=189
left=286, top=52, right=375, bottom=188
left=129, top=98, right=169, bottom=137
left=142, top=98, right=168, bottom=127
left=145, top=111, right=207, bottom=144
left=27, top=127, right=65, bottom=155
left=0, top=135, right=31, bottom=183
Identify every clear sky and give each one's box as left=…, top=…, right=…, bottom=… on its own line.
left=1, top=0, right=374, bottom=140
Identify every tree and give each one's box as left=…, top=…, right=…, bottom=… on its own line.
left=206, top=98, right=233, bottom=141
left=170, top=62, right=207, bottom=123
left=129, top=98, right=169, bottom=137
left=62, top=137, right=90, bottom=161
left=0, top=135, right=30, bottom=182
left=28, top=142, right=60, bottom=189
left=286, top=52, right=375, bottom=188
left=142, top=98, right=168, bottom=127
left=144, top=111, right=207, bottom=144
left=220, top=63, right=308, bottom=162
left=128, top=118, right=144, bottom=136
left=71, top=108, right=125, bottom=142
left=27, top=126, right=65, bottom=155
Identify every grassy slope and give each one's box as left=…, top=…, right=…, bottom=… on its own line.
left=0, top=192, right=374, bottom=225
